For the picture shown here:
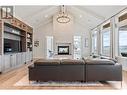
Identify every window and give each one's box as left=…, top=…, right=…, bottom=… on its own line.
left=118, top=12, right=127, bottom=57
left=46, top=36, right=53, bottom=58
left=119, top=27, right=127, bottom=56
left=92, top=31, right=97, bottom=54
left=74, top=36, right=81, bottom=59
left=102, top=29, right=110, bottom=56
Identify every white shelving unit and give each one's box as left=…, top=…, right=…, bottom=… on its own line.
left=0, top=17, right=33, bottom=73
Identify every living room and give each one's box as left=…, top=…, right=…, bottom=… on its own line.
left=0, top=0, right=127, bottom=94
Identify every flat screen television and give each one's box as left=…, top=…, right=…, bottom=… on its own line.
left=58, top=46, right=69, bottom=55
left=4, top=38, right=21, bottom=53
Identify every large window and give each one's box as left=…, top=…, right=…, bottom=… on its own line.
left=119, top=27, right=127, bottom=56
left=46, top=36, right=53, bottom=58
left=118, top=12, right=127, bottom=57
left=92, top=30, right=97, bottom=54
left=102, top=28, right=110, bottom=56
left=74, top=36, right=81, bottom=59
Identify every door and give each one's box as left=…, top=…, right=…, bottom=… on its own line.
left=22, top=52, right=26, bottom=64
left=4, top=55, right=11, bottom=71
left=16, top=53, right=22, bottom=65
left=30, top=51, right=33, bottom=61
left=10, top=54, right=16, bottom=67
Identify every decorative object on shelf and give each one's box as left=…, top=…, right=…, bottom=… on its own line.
left=27, top=33, right=32, bottom=51
left=56, top=5, right=70, bottom=23
left=34, top=40, right=39, bottom=47
left=1, top=6, right=13, bottom=19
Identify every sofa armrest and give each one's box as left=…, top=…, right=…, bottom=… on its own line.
left=28, top=64, right=34, bottom=69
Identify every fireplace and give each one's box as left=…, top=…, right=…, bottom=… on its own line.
left=58, top=46, right=69, bottom=55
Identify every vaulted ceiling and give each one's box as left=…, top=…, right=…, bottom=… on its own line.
left=14, top=6, right=126, bottom=30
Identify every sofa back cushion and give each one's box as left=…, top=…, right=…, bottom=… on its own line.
left=85, top=59, right=115, bottom=65
left=61, top=59, right=85, bottom=64
left=34, top=59, right=60, bottom=66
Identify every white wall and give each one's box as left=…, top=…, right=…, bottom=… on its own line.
left=74, top=23, right=90, bottom=57
left=53, top=14, right=74, bottom=43
left=33, top=15, right=90, bottom=59
left=33, top=22, right=53, bottom=59
left=53, top=14, right=74, bottom=55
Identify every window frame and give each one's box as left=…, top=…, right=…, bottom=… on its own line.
left=91, top=30, right=98, bottom=55
left=46, top=36, right=54, bottom=58
left=101, top=26, right=111, bottom=57
left=73, top=36, right=82, bottom=59
left=117, top=11, right=127, bottom=57
left=118, top=28, right=127, bottom=56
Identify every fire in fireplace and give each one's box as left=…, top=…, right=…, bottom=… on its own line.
left=58, top=46, right=69, bottom=55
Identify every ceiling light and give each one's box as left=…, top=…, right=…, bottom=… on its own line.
left=88, top=19, right=90, bottom=22
left=56, top=5, right=70, bottom=23
left=44, top=15, right=48, bottom=18
left=79, top=15, right=82, bottom=18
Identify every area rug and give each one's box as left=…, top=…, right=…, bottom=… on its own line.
left=14, top=75, right=104, bottom=87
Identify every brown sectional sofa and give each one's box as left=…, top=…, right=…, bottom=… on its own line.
left=29, top=59, right=61, bottom=81
left=28, top=58, right=122, bottom=82
left=85, top=59, right=122, bottom=81
left=28, top=59, right=85, bottom=82
left=59, top=59, right=85, bottom=81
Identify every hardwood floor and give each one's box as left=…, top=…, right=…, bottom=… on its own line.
left=0, top=62, right=126, bottom=90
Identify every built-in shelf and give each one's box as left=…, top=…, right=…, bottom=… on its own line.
left=0, top=16, right=33, bottom=73
left=4, top=30, right=25, bottom=37
left=55, top=43, right=72, bottom=55
left=27, top=32, right=32, bottom=51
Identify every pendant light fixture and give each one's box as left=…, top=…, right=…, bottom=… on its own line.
left=56, top=5, right=70, bottom=23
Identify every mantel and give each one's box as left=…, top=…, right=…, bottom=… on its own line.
left=53, top=54, right=73, bottom=59
left=56, top=43, right=71, bottom=44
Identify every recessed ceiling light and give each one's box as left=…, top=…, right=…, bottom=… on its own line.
left=88, top=19, right=91, bottom=22
left=44, top=15, right=48, bottom=18
left=36, top=19, right=39, bottom=22
left=79, top=15, right=82, bottom=18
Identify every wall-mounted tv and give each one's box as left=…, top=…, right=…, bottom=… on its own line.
left=58, top=46, right=69, bottom=55
left=4, top=38, right=21, bottom=53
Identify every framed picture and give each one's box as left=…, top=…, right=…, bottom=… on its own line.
left=34, top=40, right=39, bottom=47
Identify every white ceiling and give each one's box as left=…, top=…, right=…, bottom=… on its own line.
left=14, top=6, right=126, bottom=29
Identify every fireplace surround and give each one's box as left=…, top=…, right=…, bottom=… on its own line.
left=55, top=43, right=72, bottom=55
left=58, top=46, right=69, bottom=55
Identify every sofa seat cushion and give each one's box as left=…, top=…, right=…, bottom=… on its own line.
left=34, top=59, right=60, bottom=66
left=61, top=59, right=85, bottom=64
left=85, top=59, right=115, bottom=65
